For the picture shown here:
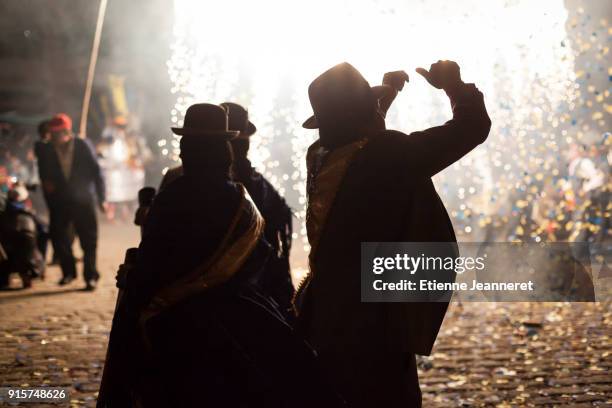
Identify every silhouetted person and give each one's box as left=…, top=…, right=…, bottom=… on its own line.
left=106, top=104, right=343, bottom=408
left=32, top=120, right=52, bottom=267
left=221, top=102, right=294, bottom=315
left=34, top=120, right=51, bottom=158
left=133, top=186, right=156, bottom=236
left=38, top=113, right=106, bottom=290
left=34, top=119, right=71, bottom=267
left=295, top=61, right=491, bottom=407
left=158, top=103, right=295, bottom=314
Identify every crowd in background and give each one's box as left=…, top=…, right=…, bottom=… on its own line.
left=0, top=118, right=152, bottom=221
left=0, top=115, right=152, bottom=290
left=1, top=123, right=608, bottom=247
left=454, top=136, right=611, bottom=246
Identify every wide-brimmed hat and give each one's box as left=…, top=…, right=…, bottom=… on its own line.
left=171, top=103, right=239, bottom=139
left=220, top=102, right=257, bottom=139
left=302, top=62, right=394, bottom=129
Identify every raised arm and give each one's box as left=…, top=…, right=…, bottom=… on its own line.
left=378, top=70, right=409, bottom=118
left=402, top=60, right=491, bottom=177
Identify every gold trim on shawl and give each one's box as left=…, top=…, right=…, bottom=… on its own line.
left=139, top=184, right=264, bottom=339
left=306, top=138, right=368, bottom=255
left=293, top=138, right=369, bottom=312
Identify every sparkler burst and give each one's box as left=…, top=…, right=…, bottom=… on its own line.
left=164, top=0, right=610, bottom=272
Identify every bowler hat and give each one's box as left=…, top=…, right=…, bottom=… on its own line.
left=302, top=62, right=394, bottom=129
left=220, top=102, right=257, bottom=138
left=171, top=103, right=239, bottom=139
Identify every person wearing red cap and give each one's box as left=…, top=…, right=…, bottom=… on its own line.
left=38, top=113, right=107, bottom=290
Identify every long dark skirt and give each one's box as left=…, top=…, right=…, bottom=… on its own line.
left=135, top=287, right=345, bottom=408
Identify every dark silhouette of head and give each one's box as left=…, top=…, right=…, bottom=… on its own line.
left=37, top=120, right=50, bottom=141
left=221, top=102, right=257, bottom=161
left=303, top=62, right=391, bottom=149
left=171, top=103, right=239, bottom=177
left=230, top=137, right=249, bottom=161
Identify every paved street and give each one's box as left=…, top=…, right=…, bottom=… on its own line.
left=420, top=302, right=611, bottom=407
left=0, top=222, right=140, bottom=407
left=0, top=223, right=610, bottom=407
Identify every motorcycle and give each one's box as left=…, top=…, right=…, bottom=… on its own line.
left=0, top=172, right=45, bottom=289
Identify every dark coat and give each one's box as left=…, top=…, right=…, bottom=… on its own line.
left=127, top=172, right=262, bottom=308
left=118, top=173, right=343, bottom=407
left=301, top=83, right=491, bottom=356
left=235, top=160, right=294, bottom=311
left=158, top=161, right=295, bottom=312
left=37, top=138, right=105, bottom=209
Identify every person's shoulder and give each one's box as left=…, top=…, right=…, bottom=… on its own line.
left=156, top=175, right=190, bottom=198
left=165, top=166, right=183, bottom=179
left=148, top=177, right=194, bottom=218
left=252, top=170, right=289, bottom=206
left=74, top=137, right=96, bottom=153
left=363, top=130, right=427, bottom=173
left=34, top=140, right=49, bottom=151
left=159, top=165, right=183, bottom=191
left=34, top=141, right=51, bottom=158
left=250, top=169, right=273, bottom=190
left=306, top=139, right=322, bottom=170
left=218, top=180, right=243, bottom=200
left=306, top=139, right=321, bottom=156
left=365, top=129, right=410, bottom=154
left=379, top=129, right=409, bottom=140
left=162, top=176, right=241, bottom=202
left=73, top=137, right=87, bottom=147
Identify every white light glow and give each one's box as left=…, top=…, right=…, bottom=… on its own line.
left=167, top=0, right=578, bottom=271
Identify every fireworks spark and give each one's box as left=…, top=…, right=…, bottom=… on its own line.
left=165, top=0, right=610, bottom=273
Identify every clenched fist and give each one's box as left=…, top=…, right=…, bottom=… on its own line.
left=416, top=60, right=462, bottom=91
left=382, top=70, right=409, bottom=92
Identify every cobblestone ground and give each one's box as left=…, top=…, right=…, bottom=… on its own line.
left=420, top=302, right=611, bottom=407
left=0, top=223, right=610, bottom=407
left=0, top=222, right=140, bottom=407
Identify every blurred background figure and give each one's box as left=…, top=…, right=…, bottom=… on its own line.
left=133, top=186, right=156, bottom=236
left=98, top=115, right=150, bottom=222
left=39, top=113, right=106, bottom=290
left=34, top=119, right=68, bottom=267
